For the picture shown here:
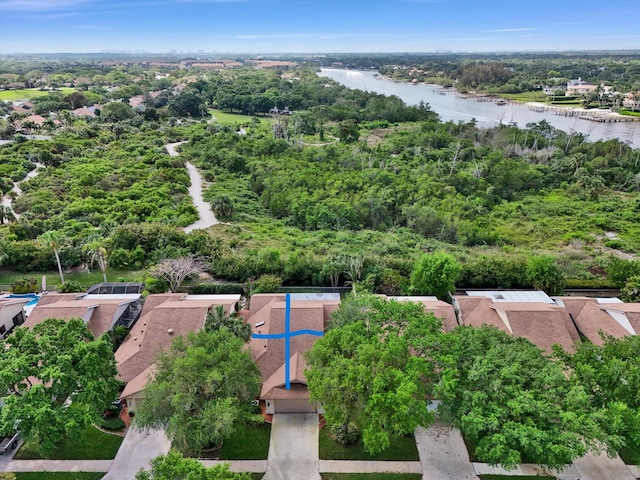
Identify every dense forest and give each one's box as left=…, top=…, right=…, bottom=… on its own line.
left=1, top=60, right=639, bottom=294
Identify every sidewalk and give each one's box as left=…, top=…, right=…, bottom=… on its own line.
left=320, top=460, right=422, bottom=473
left=6, top=460, right=112, bottom=472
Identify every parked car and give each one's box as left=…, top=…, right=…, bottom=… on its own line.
left=0, top=430, right=21, bottom=454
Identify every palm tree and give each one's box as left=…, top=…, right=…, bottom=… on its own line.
left=83, top=240, right=109, bottom=283
left=204, top=305, right=251, bottom=343
left=37, top=230, right=68, bottom=283
left=0, top=205, right=16, bottom=224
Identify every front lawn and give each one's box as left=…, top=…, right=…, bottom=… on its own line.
left=321, top=475, right=422, bottom=480
left=15, top=473, right=104, bottom=480
left=319, top=427, right=419, bottom=461
left=219, top=423, right=271, bottom=460
left=620, top=442, right=640, bottom=465
left=14, top=426, right=123, bottom=460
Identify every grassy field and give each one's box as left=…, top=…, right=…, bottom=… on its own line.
left=14, top=426, right=123, bottom=460
left=0, top=268, right=145, bottom=291
left=219, top=423, right=271, bottom=460
left=319, top=427, right=419, bottom=461
left=209, top=108, right=263, bottom=124
left=499, top=92, right=548, bottom=103
left=15, top=473, right=104, bottom=480
left=321, top=475, right=422, bottom=480
left=0, top=88, right=75, bottom=102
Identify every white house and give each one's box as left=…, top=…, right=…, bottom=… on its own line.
left=0, top=297, right=29, bottom=339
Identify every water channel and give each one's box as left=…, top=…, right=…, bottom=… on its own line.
left=318, top=68, right=640, bottom=148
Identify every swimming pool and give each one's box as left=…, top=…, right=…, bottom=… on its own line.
left=6, top=294, right=40, bottom=306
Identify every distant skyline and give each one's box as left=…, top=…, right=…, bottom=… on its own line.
left=1, top=0, right=639, bottom=54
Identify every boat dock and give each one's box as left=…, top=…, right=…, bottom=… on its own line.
left=526, top=102, right=640, bottom=122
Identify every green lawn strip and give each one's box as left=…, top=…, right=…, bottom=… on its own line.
left=208, top=109, right=263, bottom=124
left=0, top=269, right=145, bottom=290
left=14, top=426, right=123, bottom=460
left=321, top=475, right=422, bottom=480
left=619, top=442, right=640, bottom=465
left=0, top=88, right=75, bottom=102
left=478, top=476, right=556, bottom=480
left=219, top=423, right=271, bottom=460
left=15, top=473, right=104, bottom=480
left=319, top=427, right=419, bottom=461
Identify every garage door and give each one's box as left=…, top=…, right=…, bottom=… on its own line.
left=274, top=399, right=316, bottom=413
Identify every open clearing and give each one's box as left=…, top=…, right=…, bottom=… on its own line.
left=0, top=88, right=75, bottom=101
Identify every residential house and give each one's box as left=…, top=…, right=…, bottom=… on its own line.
left=24, top=292, right=142, bottom=338
left=246, top=293, right=340, bottom=414
left=117, top=294, right=240, bottom=411
left=623, top=92, right=640, bottom=110
left=566, top=78, right=599, bottom=96
left=452, top=291, right=580, bottom=352
left=0, top=296, right=29, bottom=340
left=554, top=297, right=639, bottom=344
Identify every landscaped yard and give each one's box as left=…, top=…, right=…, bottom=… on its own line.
left=0, top=88, right=75, bottom=102
left=14, top=426, right=123, bottom=460
left=321, top=475, right=422, bottom=480
left=219, top=423, right=271, bottom=460
left=209, top=108, right=262, bottom=124
left=319, top=427, right=419, bottom=461
left=15, top=474, right=104, bottom=480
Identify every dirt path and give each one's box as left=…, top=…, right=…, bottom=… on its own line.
left=1, top=162, right=44, bottom=220
left=165, top=142, right=219, bottom=232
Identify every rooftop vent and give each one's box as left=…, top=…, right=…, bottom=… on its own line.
left=168, top=328, right=174, bottom=335
left=255, top=321, right=265, bottom=327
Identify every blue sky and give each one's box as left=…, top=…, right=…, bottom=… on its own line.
left=0, top=0, right=639, bottom=54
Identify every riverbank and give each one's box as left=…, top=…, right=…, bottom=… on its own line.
left=319, top=68, right=640, bottom=147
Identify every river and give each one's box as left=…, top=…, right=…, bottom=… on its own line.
left=318, top=69, right=640, bottom=148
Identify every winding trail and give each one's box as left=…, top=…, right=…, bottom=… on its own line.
left=165, top=141, right=219, bottom=232
left=1, top=162, right=44, bottom=220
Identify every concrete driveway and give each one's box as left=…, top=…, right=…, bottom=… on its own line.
left=263, top=414, right=321, bottom=480
left=101, top=426, right=171, bottom=480
left=0, top=435, right=23, bottom=471
left=415, top=421, right=479, bottom=480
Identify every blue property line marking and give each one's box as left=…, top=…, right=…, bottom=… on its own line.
left=252, top=293, right=324, bottom=390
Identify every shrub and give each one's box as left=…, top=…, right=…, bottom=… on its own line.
left=253, top=274, right=283, bottom=294
left=621, top=276, right=640, bottom=302
left=526, top=256, right=565, bottom=295
left=10, top=277, right=38, bottom=294
left=101, top=416, right=126, bottom=431
left=330, top=423, right=360, bottom=446
left=607, top=257, right=640, bottom=288
left=58, top=280, right=83, bottom=293
left=187, top=283, right=245, bottom=294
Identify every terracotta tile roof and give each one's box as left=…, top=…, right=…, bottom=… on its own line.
left=115, top=294, right=239, bottom=384
left=453, top=296, right=580, bottom=352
